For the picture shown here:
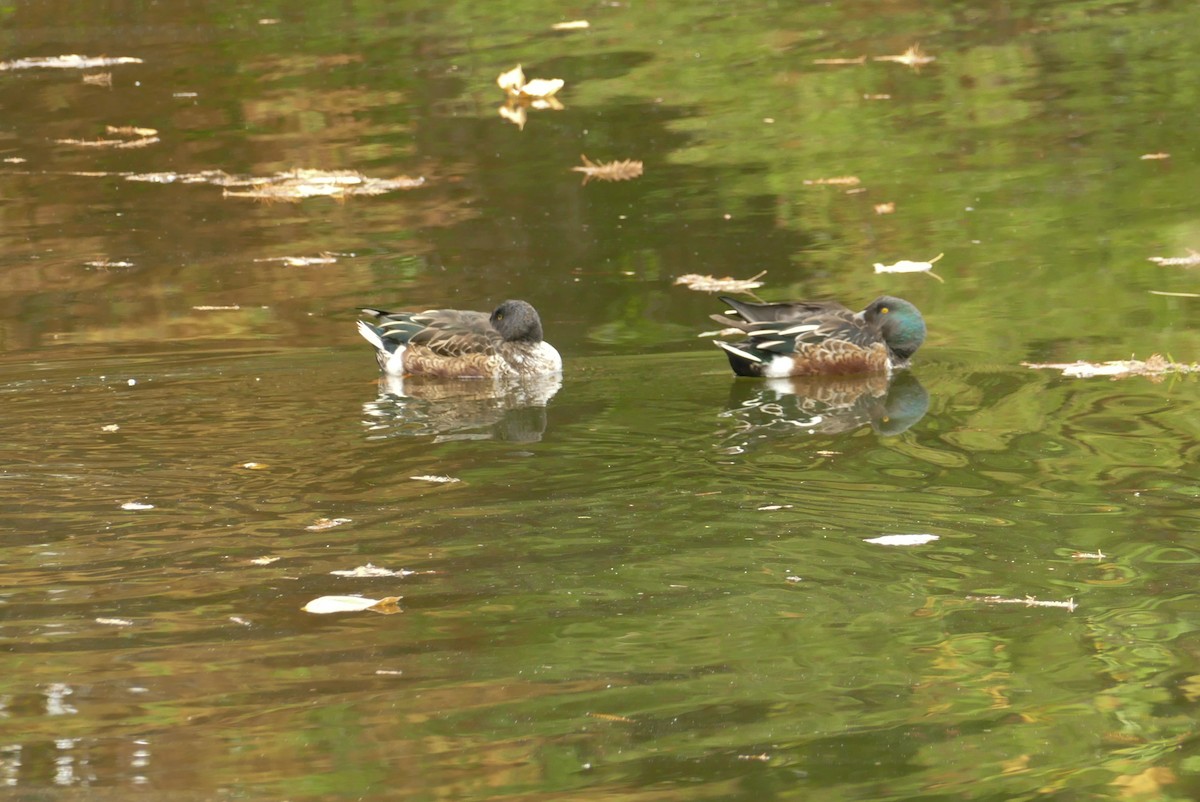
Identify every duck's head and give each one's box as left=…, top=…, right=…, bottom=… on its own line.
left=863, top=296, right=925, bottom=363
left=490, top=299, right=545, bottom=343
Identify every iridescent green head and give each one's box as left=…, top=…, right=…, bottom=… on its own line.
left=863, top=296, right=925, bottom=363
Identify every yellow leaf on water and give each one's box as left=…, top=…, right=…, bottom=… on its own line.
left=302, top=595, right=403, bottom=614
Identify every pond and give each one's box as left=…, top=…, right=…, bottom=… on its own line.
left=2, top=1, right=1199, bottom=800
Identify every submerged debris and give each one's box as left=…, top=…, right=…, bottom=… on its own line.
left=571, top=154, right=644, bottom=185
left=0, top=55, right=143, bottom=71
left=674, top=270, right=766, bottom=294
left=1023, top=354, right=1199, bottom=380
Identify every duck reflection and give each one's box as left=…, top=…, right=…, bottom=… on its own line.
left=362, top=373, right=562, bottom=443
left=716, top=372, right=928, bottom=450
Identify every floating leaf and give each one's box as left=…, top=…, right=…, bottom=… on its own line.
left=306, top=517, right=352, bottom=532
left=250, top=556, right=280, bottom=565
left=496, top=64, right=564, bottom=99
left=55, top=135, right=159, bottom=149
left=82, top=73, right=112, bottom=87
left=95, top=617, right=134, bottom=626
left=587, top=712, right=635, bottom=723
left=571, top=154, right=644, bottom=185
left=674, top=270, right=766, bottom=294
left=253, top=253, right=345, bottom=267
left=192, top=305, right=242, bottom=311
left=106, top=125, right=157, bottom=137
left=813, top=55, right=866, bottom=65
left=410, top=474, right=460, bottom=483
left=1071, top=550, right=1106, bottom=560
left=1022, top=354, right=1199, bottom=379
left=100, top=423, right=120, bottom=432
left=1147, top=249, right=1200, bottom=267
left=121, top=501, right=154, bottom=511
left=220, top=169, right=425, bottom=201
left=1139, top=152, right=1171, bottom=160
left=864, top=534, right=939, bottom=546
left=873, top=253, right=945, bottom=281
left=863, top=93, right=891, bottom=100
left=551, top=20, right=590, bottom=30
left=803, top=175, right=860, bottom=186
left=302, top=595, right=403, bottom=614
left=873, top=44, right=935, bottom=68
left=330, top=564, right=416, bottom=578
left=966, top=595, right=1077, bottom=611
left=874, top=202, right=895, bottom=215
left=0, top=55, right=143, bottom=71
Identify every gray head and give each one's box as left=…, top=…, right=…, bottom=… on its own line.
left=862, top=296, right=926, bottom=363
left=490, top=299, right=545, bottom=343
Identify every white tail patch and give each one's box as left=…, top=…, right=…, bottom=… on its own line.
left=356, top=320, right=386, bottom=351
left=715, top=341, right=763, bottom=363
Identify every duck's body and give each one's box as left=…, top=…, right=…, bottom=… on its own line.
left=712, top=295, right=925, bottom=378
left=356, top=300, right=562, bottom=379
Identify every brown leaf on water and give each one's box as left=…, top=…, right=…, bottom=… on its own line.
left=674, top=270, right=766, bottom=294
left=571, top=154, right=644, bottom=185
left=873, top=44, right=936, bottom=68
left=82, top=72, right=112, bottom=87
left=1148, top=249, right=1200, bottom=267
left=1022, top=354, right=1199, bottom=380
left=874, top=202, right=895, bottom=214
left=0, top=55, right=143, bottom=71
left=803, top=175, right=860, bottom=186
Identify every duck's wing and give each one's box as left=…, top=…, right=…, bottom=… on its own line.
left=361, top=308, right=501, bottom=356
left=710, top=296, right=856, bottom=331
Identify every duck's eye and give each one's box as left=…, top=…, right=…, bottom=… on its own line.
left=495, top=312, right=504, bottom=320
left=880, top=306, right=890, bottom=314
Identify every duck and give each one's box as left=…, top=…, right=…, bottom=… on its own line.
left=711, top=295, right=925, bottom=377
left=356, top=299, right=562, bottom=379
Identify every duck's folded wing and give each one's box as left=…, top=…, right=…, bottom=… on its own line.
left=716, top=295, right=852, bottom=325
left=405, top=310, right=500, bottom=356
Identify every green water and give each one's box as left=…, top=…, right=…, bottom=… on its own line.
left=1, top=1, right=1199, bottom=800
